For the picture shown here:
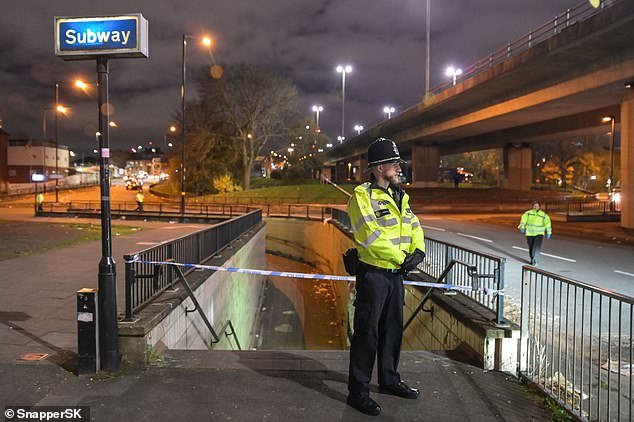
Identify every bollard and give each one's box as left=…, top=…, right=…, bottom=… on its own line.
left=77, top=288, right=99, bottom=374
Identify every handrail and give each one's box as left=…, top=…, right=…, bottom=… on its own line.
left=173, top=264, right=241, bottom=350
left=404, top=259, right=499, bottom=330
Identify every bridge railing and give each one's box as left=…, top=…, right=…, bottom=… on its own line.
left=352, top=0, right=621, bottom=134
left=331, top=208, right=506, bottom=324
left=123, top=209, right=262, bottom=320
left=520, top=266, right=633, bottom=421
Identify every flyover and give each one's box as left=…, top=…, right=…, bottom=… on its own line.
left=324, top=0, right=634, bottom=228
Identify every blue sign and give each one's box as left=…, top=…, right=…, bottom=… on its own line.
left=55, top=15, right=148, bottom=60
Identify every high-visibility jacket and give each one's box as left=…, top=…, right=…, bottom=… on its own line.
left=347, top=182, right=425, bottom=270
left=136, top=193, right=144, bottom=203
left=518, top=209, right=552, bottom=237
left=36, top=193, right=44, bottom=204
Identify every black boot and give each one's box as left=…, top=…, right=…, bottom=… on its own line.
left=346, top=395, right=381, bottom=416
left=379, top=381, right=420, bottom=399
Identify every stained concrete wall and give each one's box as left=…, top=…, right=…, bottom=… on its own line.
left=119, top=224, right=266, bottom=365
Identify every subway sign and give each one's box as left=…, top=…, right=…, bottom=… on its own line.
left=55, top=14, right=148, bottom=60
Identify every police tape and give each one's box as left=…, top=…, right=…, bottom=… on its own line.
left=124, top=255, right=504, bottom=296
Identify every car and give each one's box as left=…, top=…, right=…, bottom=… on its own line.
left=125, top=178, right=140, bottom=190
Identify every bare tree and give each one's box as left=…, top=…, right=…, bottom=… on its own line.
left=193, top=63, right=300, bottom=190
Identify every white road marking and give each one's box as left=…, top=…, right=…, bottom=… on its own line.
left=422, top=217, right=442, bottom=220
left=136, top=242, right=158, bottom=245
left=614, top=270, right=634, bottom=277
left=457, top=233, right=492, bottom=243
left=512, top=246, right=576, bottom=262
left=422, top=225, right=446, bottom=232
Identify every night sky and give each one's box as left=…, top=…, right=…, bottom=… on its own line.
left=0, top=0, right=580, bottom=155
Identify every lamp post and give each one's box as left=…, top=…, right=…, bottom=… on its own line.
left=383, top=106, right=395, bottom=119
left=354, top=124, right=364, bottom=135
left=181, top=34, right=212, bottom=216
left=312, top=105, right=323, bottom=129
left=445, top=66, right=462, bottom=86
left=336, top=65, right=352, bottom=142
left=602, top=116, right=616, bottom=194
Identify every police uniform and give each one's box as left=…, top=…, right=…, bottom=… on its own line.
left=346, top=138, right=425, bottom=415
left=518, top=204, right=552, bottom=265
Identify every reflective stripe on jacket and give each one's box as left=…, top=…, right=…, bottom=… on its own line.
left=347, top=182, right=425, bottom=270
left=518, top=209, right=552, bottom=237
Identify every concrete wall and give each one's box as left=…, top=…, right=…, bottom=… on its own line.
left=119, top=224, right=266, bottom=365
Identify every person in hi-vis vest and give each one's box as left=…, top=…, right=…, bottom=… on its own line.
left=346, top=137, right=425, bottom=416
left=518, top=200, right=552, bottom=265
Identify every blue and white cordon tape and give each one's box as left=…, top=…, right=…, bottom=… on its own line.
left=125, top=255, right=503, bottom=296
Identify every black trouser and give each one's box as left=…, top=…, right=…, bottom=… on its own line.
left=348, top=263, right=404, bottom=398
left=527, top=235, right=543, bottom=263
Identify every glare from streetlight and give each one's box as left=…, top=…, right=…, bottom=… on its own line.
left=169, top=125, right=177, bottom=132
left=602, top=116, right=613, bottom=123
left=383, top=106, right=395, bottom=119
left=75, top=79, right=88, bottom=90
left=446, top=66, right=463, bottom=86
left=354, top=124, right=364, bottom=135
left=202, top=36, right=213, bottom=47
left=56, top=105, right=68, bottom=114
left=312, top=105, right=323, bottom=112
left=109, top=121, right=118, bottom=128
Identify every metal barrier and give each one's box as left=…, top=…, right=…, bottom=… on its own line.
left=520, top=267, right=633, bottom=421
left=545, top=198, right=622, bottom=215
left=331, top=209, right=506, bottom=324
left=123, top=209, right=262, bottom=320
left=39, top=200, right=338, bottom=220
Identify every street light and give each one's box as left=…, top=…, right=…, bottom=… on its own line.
left=383, top=106, right=395, bottom=119
left=446, top=66, right=463, bottom=86
left=602, top=116, right=616, bottom=194
left=336, top=64, right=352, bottom=142
left=337, top=135, right=345, bottom=144
left=312, top=105, right=323, bottom=128
left=354, top=124, right=364, bottom=135
left=181, top=34, right=213, bottom=216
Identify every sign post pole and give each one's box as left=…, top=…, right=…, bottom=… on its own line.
left=96, top=55, right=118, bottom=371
left=55, top=14, right=148, bottom=372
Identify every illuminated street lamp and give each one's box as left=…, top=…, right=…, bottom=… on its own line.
left=336, top=64, right=352, bottom=141
left=337, top=135, right=345, bottom=144
left=446, top=66, right=463, bottom=86
left=312, top=105, right=323, bottom=128
left=602, top=116, right=616, bottom=194
left=181, top=34, right=213, bottom=215
left=383, top=106, right=395, bottom=119
left=108, top=121, right=118, bottom=128
left=354, top=124, right=364, bottom=135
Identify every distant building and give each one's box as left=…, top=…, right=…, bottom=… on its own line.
left=3, top=138, right=69, bottom=183
left=0, top=129, right=9, bottom=192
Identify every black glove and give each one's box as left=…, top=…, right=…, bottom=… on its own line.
left=400, top=249, right=425, bottom=274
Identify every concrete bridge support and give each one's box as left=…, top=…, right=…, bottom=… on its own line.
left=622, top=94, right=634, bottom=229
left=411, top=143, right=440, bottom=187
left=503, top=144, right=532, bottom=190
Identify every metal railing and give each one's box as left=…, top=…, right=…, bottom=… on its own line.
left=38, top=200, right=343, bottom=221
left=545, top=198, right=622, bottom=215
left=422, top=237, right=506, bottom=325
left=520, top=267, right=633, bottom=421
left=331, top=209, right=506, bottom=324
left=427, top=0, right=618, bottom=96
left=349, top=0, right=621, bottom=135
left=123, top=209, right=262, bottom=320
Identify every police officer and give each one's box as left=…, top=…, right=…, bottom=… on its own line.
left=136, top=190, right=145, bottom=212
left=346, top=137, right=425, bottom=416
left=518, top=200, right=552, bottom=265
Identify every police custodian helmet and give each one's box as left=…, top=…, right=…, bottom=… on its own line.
left=366, top=137, right=406, bottom=168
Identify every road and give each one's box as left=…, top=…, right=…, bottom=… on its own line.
left=418, top=214, right=634, bottom=300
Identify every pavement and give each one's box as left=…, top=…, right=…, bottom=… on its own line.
left=0, top=350, right=551, bottom=421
